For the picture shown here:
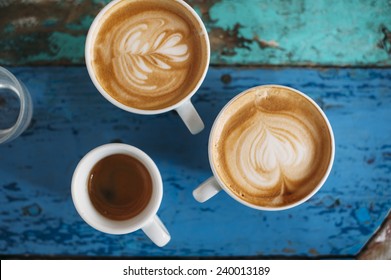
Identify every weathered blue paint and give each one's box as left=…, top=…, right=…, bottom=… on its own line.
left=0, top=0, right=390, bottom=66
left=0, top=67, right=390, bottom=257
left=207, top=0, right=391, bottom=66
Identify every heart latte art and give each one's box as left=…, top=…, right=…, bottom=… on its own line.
left=211, top=86, right=333, bottom=208
left=90, top=0, right=208, bottom=110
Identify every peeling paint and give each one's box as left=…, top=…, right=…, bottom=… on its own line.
left=358, top=213, right=391, bottom=260
left=378, top=25, right=391, bottom=55
left=220, top=73, right=232, bottom=84
left=208, top=24, right=283, bottom=58
left=0, top=0, right=105, bottom=65
left=282, top=247, right=296, bottom=254
left=1, top=0, right=391, bottom=66
left=253, top=35, right=283, bottom=50
left=11, top=16, right=39, bottom=29
left=354, top=208, right=371, bottom=224
left=209, top=24, right=252, bottom=56
left=22, top=203, right=42, bottom=217
left=308, top=248, right=319, bottom=255
left=187, top=0, right=222, bottom=23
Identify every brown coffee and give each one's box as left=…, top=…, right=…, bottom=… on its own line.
left=88, top=154, right=152, bottom=220
left=90, top=0, right=208, bottom=110
left=211, top=86, right=333, bottom=208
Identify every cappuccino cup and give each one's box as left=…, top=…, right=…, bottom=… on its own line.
left=193, top=85, right=335, bottom=210
left=71, top=143, right=170, bottom=247
left=85, top=0, right=210, bottom=134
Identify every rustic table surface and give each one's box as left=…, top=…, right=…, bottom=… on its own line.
left=0, top=0, right=390, bottom=259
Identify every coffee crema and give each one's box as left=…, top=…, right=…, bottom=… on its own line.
left=90, top=0, right=208, bottom=110
left=88, top=154, right=153, bottom=220
left=211, top=86, right=333, bottom=208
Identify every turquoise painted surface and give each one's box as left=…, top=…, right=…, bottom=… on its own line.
left=0, top=0, right=390, bottom=66
left=207, top=0, right=391, bottom=66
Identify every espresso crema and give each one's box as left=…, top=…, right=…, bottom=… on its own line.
left=211, top=86, right=333, bottom=208
left=90, top=0, right=208, bottom=110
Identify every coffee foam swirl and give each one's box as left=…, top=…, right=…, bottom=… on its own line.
left=110, top=12, right=190, bottom=96
left=91, top=0, right=207, bottom=110
left=212, top=87, right=332, bottom=208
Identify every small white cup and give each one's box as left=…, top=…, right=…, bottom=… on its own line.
left=85, top=0, right=210, bottom=135
left=193, top=85, right=335, bottom=211
left=71, top=143, right=170, bottom=247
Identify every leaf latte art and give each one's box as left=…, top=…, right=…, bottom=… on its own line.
left=212, top=87, right=333, bottom=208
left=109, top=14, right=189, bottom=98
left=91, top=0, right=208, bottom=110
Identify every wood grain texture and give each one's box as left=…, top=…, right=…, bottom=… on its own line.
left=0, top=0, right=390, bottom=66
left=0, top=67, right=390, bottom=257
left=358, top=210, right=391, bottom=259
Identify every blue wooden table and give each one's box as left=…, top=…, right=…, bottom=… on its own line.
left=1, top=0, right=391, bottom=258
left=1, top=66, right=390, bottom=258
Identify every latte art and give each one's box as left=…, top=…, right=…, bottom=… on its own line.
left=212, top=86, right=333, bottom=208
left=109, top=12, right=190, bottom=99
left=225, top=99, right=316, bottom=205
left=90, top=0, right=208, bottom=110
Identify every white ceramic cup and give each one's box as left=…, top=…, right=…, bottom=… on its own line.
left=193, top=85, right=335, bottom=211
left=85, top=0, right=210, bottom=135
left=71, top=143, right=170, bottom=247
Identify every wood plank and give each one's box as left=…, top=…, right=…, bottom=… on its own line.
left=358, top=211, right=391, bottom=259
left=0, top=0, right=390, bottom=66
left=0, top=67, right=390, bottom=257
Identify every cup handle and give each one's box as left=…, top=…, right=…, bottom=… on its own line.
left=193, top=176, right=222, bottom=203
left=175, top=100, right=204, bottom=135
left=141, top=215, right=171, bottom=247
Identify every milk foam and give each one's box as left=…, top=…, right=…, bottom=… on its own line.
left=110, top=13, right=190, bottom=94
left=225, top=103, right=315, bottom=197
left=212, top=87, right=332, bottom=207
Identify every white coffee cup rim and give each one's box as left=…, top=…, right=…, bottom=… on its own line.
left=208, top=84, right=336, bottom=211
left=71, top=143, right=163, bottom=234
left=85, top=0, right=211, bottom=115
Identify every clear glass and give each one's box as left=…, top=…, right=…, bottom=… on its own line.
left=0, top=66, right=33, bottom=144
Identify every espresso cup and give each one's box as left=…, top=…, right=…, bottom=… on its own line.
left=85, top=0, right=210, bottom=134
left=0, top=66, right=33, bottom=144
left=71, top=143, right=170, bottom=247
left=193, top=85, right=335, bottom=210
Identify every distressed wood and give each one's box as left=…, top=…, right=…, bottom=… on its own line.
left=358, top=211, right=391, bottom=259
left=0, top=67, right=390, bottom=257
left=0, top=0, right=390, bottom=66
